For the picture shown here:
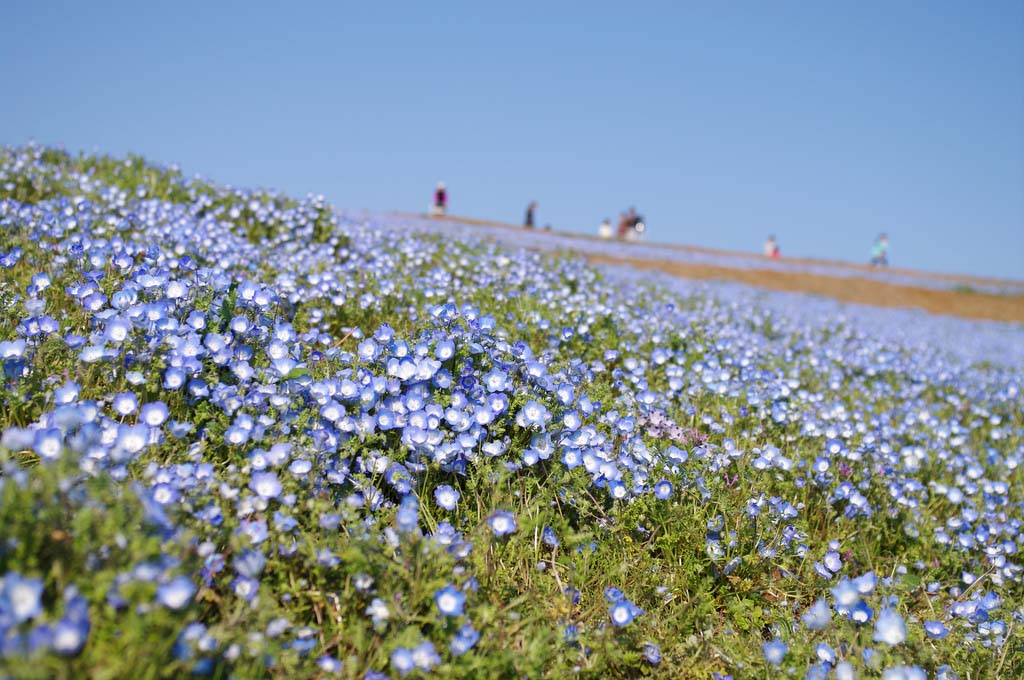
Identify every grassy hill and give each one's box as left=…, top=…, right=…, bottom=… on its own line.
left=1, top=144, right=1021, bottom=679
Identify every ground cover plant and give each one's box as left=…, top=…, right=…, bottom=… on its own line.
left=0, top=143, right=1022, bottom=679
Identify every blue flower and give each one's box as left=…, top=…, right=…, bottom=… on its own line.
left=923, top=620, right=949, bottom=639
left=395, top=496, right=420, bottom=534
left=762, top=639, right=787, bottom=666
left=450, top=623, right=480, bottom=656
left=654, top=480, right=674, bottom=500
left=1, top=572, right=45, bottom=623
left=515, top=400, right=551, bottom=428
left=390, top=647, right=415, bottom=677
left=156, top=576, right=196, bottom=610
left=874, top=609, right=907, bottom=646
left=801, top=598, right=832, bottom=631
left=882, top=666, right=927, bottom=680
left=434, top=484, right=460, bottom=511
left=51, top=616, right=90, bottom=656
left=32, top=428, right=64, bottom=461
left=487, top=510, right=517, bottom=536
left=317, top=655, right=343, bottom=674
left=411, top=641, right=441, bottom=671
left=249, top=471, right=283, bottom=499
left=434, top=584, right=466, bottom=616
left=112, top=392, right=139, bottom=416
left=610, top=599, right=642, bottom=627
left=234, top=549, right=267, bottom=578
left=139, top=401, right=169, bottom=427
left=831, top=577, right=860, bottom=607
left=542, top=525, right=559, bottom=547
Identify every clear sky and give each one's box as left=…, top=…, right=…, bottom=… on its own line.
left=3, top=1, right=1022, bottom=279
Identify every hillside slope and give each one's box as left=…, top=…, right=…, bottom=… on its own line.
left=1, top=145, right=1021, bottom=679
left=412, top=214, right=1024, bottom=323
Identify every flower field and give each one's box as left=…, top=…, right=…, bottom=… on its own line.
left=1, top=144, right=1022, bottom=679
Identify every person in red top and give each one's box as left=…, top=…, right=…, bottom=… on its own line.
left=431, top=182, right=447, bottom=216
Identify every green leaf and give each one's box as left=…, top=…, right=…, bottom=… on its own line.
left=284, top=367, right=311, bottom=380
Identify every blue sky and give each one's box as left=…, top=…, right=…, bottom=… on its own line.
left=3, top=1, right=1022, bottom=279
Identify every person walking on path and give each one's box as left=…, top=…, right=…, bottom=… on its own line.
left=764, top=235, right=780, bottom=258
left=525, top=201, right=537, bottom=228
left=430, top=182, right=447, bottom=216
left=870, top=233, right=889, bottom=266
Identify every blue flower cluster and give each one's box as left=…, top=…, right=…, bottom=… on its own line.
left=0, top=144, right=1021, bottom=677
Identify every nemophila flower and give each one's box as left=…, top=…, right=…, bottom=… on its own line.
left=51, top=616, right=90, bottom=656
left=835, top=661, right=857, bottom=680
left=317, top=655, right=343, bottom=674
left=924, top=620, right=949, bottom=639
left=112, top=392, right=139, bottom=416
left=450, top=623, right=480, bottom=656
left=542, top=525, right=559, bottom=547
left=234, top=550, right=266, bottom=578
left=139, top=401, right=169, bottom=427
left=396, top=495, right=419, bottom=533
left=357, top=339, right=378, bottom=361
left=232, top=576, right=260, bottom=601
left=882, top=666, right=927, bottom=680
left=289, top=459, right=312, bottom=476
left=151, top=483, right=179, bottom=505
left=515, top=400, right=550, bottom=428
left=654, top=480, right=674, bottom=500
left=434, top=584, right=465, bottom=616
left=853, top=571, right=877, bottom=594
left=390, top=647, right=415, bottom=677
left=249, top=471, right=282, bottom=499
left=53, top=381, right=80, bottom=405
left=488, top=510, right=517, bottom=536
left=644, top=643, right=662, bottom=664
left=317, top=549, right=340, bottom=568
left=831, top=578, right=860, bottom=607
left=1, top=571, right=45, bottom=623
left=411, top=641, right=441, bottom=672
left=849, top=600, right=874, bottom=623
left=434, top=484, right=460, bottom=511
left=610, top=599, right=642, bottom=627
left=366, top=598, right=390, bottom=628
left=239, top=519, right=268, bottom=544
left=163, top=366, right=186, bottom=389
left=874, top=609, right=908, bottom=646
left=32, top=428, right=63, bottom=461
left=482, top=368, right=507, bottom=392
left=156, top=576, right=196, bottom=610
left=762, top=639, right=787, bottom=666
left=801, top=598, right=832, bottom=630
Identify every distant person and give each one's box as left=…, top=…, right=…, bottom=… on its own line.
left=764, top=235, right=780, bottom=258
left=525, top=201, right=536, bottom=228
left=870, top=233, right=889, bottom=266
left=543, top=223, right=552, bottom=232
left=617, top=212, right=630, bottom=239
left=633, top=213, right=646, bottom=240
left=598, top=218, right=613, bottom=239
left=430, top=182, right=447, bottom=216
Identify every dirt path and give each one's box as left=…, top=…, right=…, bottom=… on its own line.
left=588, top=254, right=1024, bottom=323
